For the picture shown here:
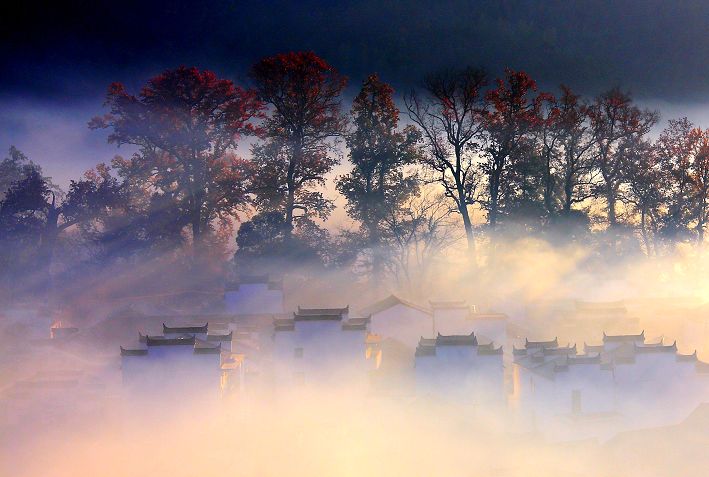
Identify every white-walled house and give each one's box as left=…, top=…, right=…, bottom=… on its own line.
left=224, top=276, right=284, bottom=314
left=272, top=306, right=371, bottom=390
left=120, top=329, right=224, bottom=402
left=512, top=332, right=709, bottom=441
left=359, top=295, right=434, bottom=351
left=414, top=332, right=504, bottom=405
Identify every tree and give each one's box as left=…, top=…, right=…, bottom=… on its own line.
left=249, top=136, right=336, bottom=224
left=655, top=118, right=704, bottom=242
left=90, top=66, right=264, bottom=252
left=0, top=146, right=43, bottom=201
left=250, top=52, right=347, bottom=238
left=405, top=67, right=487, bottom=259
left=383, top=191, right=460, bottom=295
left=553, top=86, right=597, bottom=216
left=688, top=131, right=709, bottom=245
left=234, top=211, right=329, bottom=276
left=0, top=161, right=123, bottom=293
left=587, top=88, right=659, bottom=227
left=337, top=74, right=421, bottom=283
left=481, top=69, right=547, bottom=231
left=621, top=137, right=663, bottom=255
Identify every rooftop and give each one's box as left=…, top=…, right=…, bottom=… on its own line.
left=342, top=316, right=371, bottom=330
left=145, top=335, right=196, bottom=346
left=297, top=305, right=349, bottom=316
left=358, top=294, right=432, bottom=316
left=603, top=330, right=645, bottom=342
left=162, top=323, right=208, bottom=334
left=436, top=332, right=478, bottom=346
left=525, top=337, right=559, bottom=348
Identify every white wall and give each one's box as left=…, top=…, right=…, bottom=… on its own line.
left=415, top=346, right=504, bottom=405
left=224, top=284, right=284, bottom=314
left=369, top=304, right=434, bottom=351
left=272, top=320, right=369, bottom=390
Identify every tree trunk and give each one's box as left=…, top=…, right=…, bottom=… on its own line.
left=38, top=203, right=60, bottom=294
left=543, top=154, right=555, bottom=217
left=455, top=176, right=477, bottom=266
left=489, top=168, right=501, bottom=230
left=640, top=208, right=651, bottom=256
left=606, top=189, right=617, bottom=227
left=285, top=138, right=303, bottom=239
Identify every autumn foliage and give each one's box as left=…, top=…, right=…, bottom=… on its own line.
left=5, top=53, right=709, bottom=299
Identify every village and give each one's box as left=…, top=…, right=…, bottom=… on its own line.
left=3, top=275, right=709, bottom=447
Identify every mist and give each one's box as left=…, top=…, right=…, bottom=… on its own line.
left=4, top=2, right=709, bottom=476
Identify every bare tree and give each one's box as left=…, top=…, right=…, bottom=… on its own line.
left=588, top=88, right=659, bottom=227
left=383, top=191, right=460, bottom=295
left=405, top=68, right=486, bottom=262
left=550, top=86, right=598, bottom=215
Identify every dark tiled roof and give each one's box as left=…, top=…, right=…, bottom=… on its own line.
left=634, top=341, right=677, bottom=353
left=513, top=346, right=527, bottom=356
left=342, top=316, right=371, bottom=330
left=293, top=312, right=344, bottom=321
left=418, top=337, right=437, bottom=347
left=145, top=335, right=196, bottom=346
left=193, top=340, right=222, bottom=354
left=584, top=342, right=604, bottom=353
left=436, top=332, right=478, bottom=346
left=296, top=305, right=349, bottom=316
left=415, top=336, right=437, bottom=357
left=543, top=344, right=577, bottom=355
left=120, top=346, right=148, bottom=356
left=415, top=344, right=436, bottom=357
left=603, top=330, right=645, bottom=342
left=207, top=331, right=233, bottom=341
left=525, top=337, right=558, bottom=348
left=477, top=343, right=503, bottom=355
left=162, top=323, right=208, bottom=334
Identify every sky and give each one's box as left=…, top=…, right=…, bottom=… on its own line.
left=3, top=0, right=709, bottom=185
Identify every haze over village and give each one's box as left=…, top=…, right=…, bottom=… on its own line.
left=3, top=1, right=709, bottom=476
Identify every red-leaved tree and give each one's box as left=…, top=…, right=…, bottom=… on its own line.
left=90, top=66, right=265, bottom=251
left=250, top=52, right=348, bottom=238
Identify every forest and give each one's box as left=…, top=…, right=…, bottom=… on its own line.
left=1, top=51, right=707, bottom=303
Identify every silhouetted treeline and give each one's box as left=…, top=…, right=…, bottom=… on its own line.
left=2, top=52, right=709, bottom=301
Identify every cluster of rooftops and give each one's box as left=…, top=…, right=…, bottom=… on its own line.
left=118, top=301, right=708, bottom=378
left=513, top=331, right=708, bottom=378
left=119, top=323, right=232, bottom=356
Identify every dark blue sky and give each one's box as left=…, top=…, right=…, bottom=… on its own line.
left=3, top=0, right=709, bottom=184
left=4, top=0, right=709, bottom=100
